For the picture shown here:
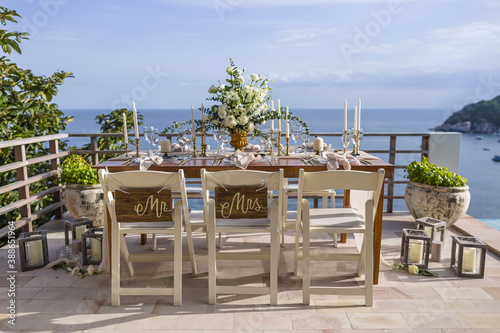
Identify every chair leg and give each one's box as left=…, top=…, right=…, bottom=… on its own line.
left=173, top=215, right=183, bottom=306
left=111, top=225, right=120, bottom=307
left=356, top=234, right=367, bottom=277
left=208, top=208, right=217, bottom=304
left=120, top=234, right=134, bottom=277
left=270, top=200, right=279, bottom=306
left=218, top=232, right=222, bottom=248
left=185, top=225, right=198, bottom=277
left=152, top=234, right=157, bottom=251
left=302, top=204, right=311, bottom=305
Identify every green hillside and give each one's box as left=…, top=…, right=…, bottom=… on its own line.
left=444, top=95, right=500, bottom=126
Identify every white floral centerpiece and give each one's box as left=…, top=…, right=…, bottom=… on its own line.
left=205, top=60, right=272, bottom=143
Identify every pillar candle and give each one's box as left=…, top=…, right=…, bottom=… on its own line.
left=409, top=239, right=423, bottom=264
left=313, top=136, right=323, bottom=151
left=132, top=101, right=139, bottom=140
left=191, top=106, right=195, bottom=140
left=123, top=113, right=128, bottom=143
left=160, top=139, right=171, bottom=152
left=354, top=106, right=358, bottom=132
left=357, top=98, right=361, bottom=130
left=343, top=99, right=347, bottom=131
left=91, top=238, right=102, bottom=261
left=75, top=225, right=86, bottom=240
left=28, top=240, right=43, bottom=266
left=285, top=107, right=290, bottom=138
left=72, top=239, right=82, bottom=255
left=431, top=240, right=442, bottom=262
left=462, top=247, right=477, bottom=272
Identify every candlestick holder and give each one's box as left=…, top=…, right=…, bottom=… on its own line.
left=124, top=142, right=129, bottom=157
left=351, top=128, right=363, bottom=156
left=201, top=133, right=208, bottom=157
left=191, top=136, right=199, bottom=157
left=269, top=129, right=274, bottom=157
left=277, top=130, right=282, bottom=156
left=342, top=129, right=350, bottom=154
left=285, top=137, right=290, bottom=156
left=135, top=138, right=140, bottom=157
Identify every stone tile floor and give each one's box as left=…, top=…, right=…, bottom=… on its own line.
left=1, top=212, right=500, bottom=332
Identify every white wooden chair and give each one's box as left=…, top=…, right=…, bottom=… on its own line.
left=294, top=169, right=385, bottom=306
left=200, top=168, right=284, bottom=305
left=99, top=169, right=198, bottom=306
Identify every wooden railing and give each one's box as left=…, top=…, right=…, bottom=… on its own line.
left=0, top=132, right=430, bottom=236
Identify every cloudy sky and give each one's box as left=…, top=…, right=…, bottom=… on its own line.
left=4, top=0, right=500, bottom=111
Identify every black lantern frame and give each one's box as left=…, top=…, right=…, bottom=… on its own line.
left=82, top=227, right=103, bottom=265
left=18, top=230, right=49, bottom=271
left=64, top=217, right=93, bottom=245
left=400, top=228, right=431, bottom=269
left=450, top=236, right=486, bottom=278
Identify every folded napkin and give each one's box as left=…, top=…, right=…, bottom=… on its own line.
left=325, top=152, right=360, bottom=170
left=139, top=152, right=163, bottom=170
left=244, top=144, right=261, bottom=152
left=171, top=143, right=190, bottom=152
left=233, top=150, right=264, bottom=169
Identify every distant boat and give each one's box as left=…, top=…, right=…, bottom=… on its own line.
left=484, top=148, right=490, bottom=151
left=476, top=136, right=484, bottom=140
left=493, top=155, right=500, bottom=162
left=498, top=139, right=500, bottom=143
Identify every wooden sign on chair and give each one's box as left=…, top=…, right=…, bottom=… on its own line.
left=214, top=186, right=268, bottom=219
left=115, top=189, right=173, bottom=222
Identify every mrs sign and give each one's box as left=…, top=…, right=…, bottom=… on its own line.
left=115, top=189, right=173, bottom=222
left=215, top=186, right=268, bottom=219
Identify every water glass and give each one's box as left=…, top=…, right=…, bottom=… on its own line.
left=143, top=126, right=154, bottom=152
left=259, top=129, right=270, bottom=151
left=291, top=126, right=302, bottom=152
left=220, top=131, right=229, bottom=152
left=301, top=130, right=310, bottom=152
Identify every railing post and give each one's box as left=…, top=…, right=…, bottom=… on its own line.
left=422, top=135, right=429, bottom=159
left=386, top=135, right=397, bottom=213
left=14, top=145, right=32, bottom=232
left=50, top=139, right=64, bottom=220
left=90, top=136, right=99, bottom=165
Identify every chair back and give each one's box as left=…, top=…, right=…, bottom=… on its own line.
left=201, top=169, right=284, bottom=220
left=99, top=169, right=188, bottom=223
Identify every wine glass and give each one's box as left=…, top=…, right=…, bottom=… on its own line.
left=143, top=126, right=154, bottom=153
left=291, top=126, right=302, bottom=153
left=150, top=127, right=159, bottom=154
left=214, top=129, right=223, bottom=153
left=259, top=129, right=270, bottom=152
left=220, top=130, right=229, bottom=153
left=342, top=128, right=351, bottom=154
left=301, top=130, right=310, bottom=152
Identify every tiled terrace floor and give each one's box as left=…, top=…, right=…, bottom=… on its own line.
left=1, top=212, right=500, bottom=332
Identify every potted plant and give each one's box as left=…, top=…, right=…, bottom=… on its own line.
left=404, top=157, right=470, bottom=227
left=59, top=155, right=104, bottom=226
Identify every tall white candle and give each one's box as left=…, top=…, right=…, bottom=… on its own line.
left=132, top=101, right=139, bottom=140
left=270, top=119, right=274, bottom=131
left=343, top=99, right=347, bottom=131
left=285, top=107, right=290, bottom=139
left=191, top=106, right=195, bottom=140
left=271, top=100, right=274, bottom=111
left=353, top=106, right=358, bottom=132
left=277, top=99, right=280, bottom=114
left=91, top=238, right=102, bottom=261
left=409, top=239, right=423, bottom=264
left=201, top=103, right=205, bottom=131
left=277, top=99, right=281, bottom=132
left=75, top=225, right=86, bottom=240
left=123, top=113, right=128, bottom=143
left=28, top=240, right=43, bottom=266
left=462, top=247, right=477, bottom=272
left=357, top=98, right=361, bottom=130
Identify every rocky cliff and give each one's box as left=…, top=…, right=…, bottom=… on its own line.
left=435, top=95, right=500, bottom=134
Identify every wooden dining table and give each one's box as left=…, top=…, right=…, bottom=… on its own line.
left=93, top=152, right=394, bottom=284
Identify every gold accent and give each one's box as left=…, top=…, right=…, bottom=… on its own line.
left=192, top=136, right=199, bottom=157
left=229, top=129, right=248, bottom=151
left=124, top=142, right=129, bottom=157
left=135, top=138, right=140, bottom=157
left=285, top=137, right=290, bottom=156
left=277, top=130, right=282, bottom=156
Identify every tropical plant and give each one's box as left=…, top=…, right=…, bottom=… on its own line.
left=404, top=157, right=467, bottom=187
left=0, top=6, right=73, bottom=233
left=58, top=155, right=99, bottom=186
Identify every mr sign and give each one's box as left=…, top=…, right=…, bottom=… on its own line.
left=115, top=189, right=172, bottom=222
left=215, top=186, right=268, bottom=219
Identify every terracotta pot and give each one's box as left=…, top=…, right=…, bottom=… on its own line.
left=63, top=183, right=104, bottom=227
left=404, top=181, right=470, bottom=227
left=229, top=129, right=248, bottom=151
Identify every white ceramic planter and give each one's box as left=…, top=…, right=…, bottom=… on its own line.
left=405, top=181, right=470, bottom=227
left=63, top=183, right=104, bottom=227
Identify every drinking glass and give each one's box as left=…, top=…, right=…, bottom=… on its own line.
left=259, top=129, right=270, bottom=152
left=214, top=129, right=223, bottom=153
left=291, top=126, right=302, bottom=153
left=342, top=128, right=351, bottom=154
left=150, top=128, right=159, bottom=154
left=220, top=130, right=229, bottom=153
left=301, top=130, right=310, bottom=152
left=143, top=126, right=154, bottom=152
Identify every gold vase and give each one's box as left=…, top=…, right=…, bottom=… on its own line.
left=229, top=129, right=248, bottom=151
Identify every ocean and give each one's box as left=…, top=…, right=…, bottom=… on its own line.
left=63, top=108, right=500, bottom=224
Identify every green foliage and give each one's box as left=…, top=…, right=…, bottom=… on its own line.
left=81, top=108, right=143, bottom=162
left=444, top=95, right=500, bottom=127
left=404, top=157, right=467, bottom=187
left=58, top=155, right=99, bottom=185
left=0, top=5, right=73, bottom=231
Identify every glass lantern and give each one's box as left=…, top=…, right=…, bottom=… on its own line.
left=400, top=228, right=431, bottom=269
left=82, top=228, right=103, bottom=265
left=64, top=217, right=93, bottom=245
left=450, top=236, right=486, bottom=278
left=18, top=230, right=49, bottom=271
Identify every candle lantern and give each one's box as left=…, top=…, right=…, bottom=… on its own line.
left=415, top=217, right=446, bottom=243
left=450, top=236, right=486, bottom=278
left=64, top=217, right=93, bottom=245
left=400, top=228, right=431, bottom=269
left=18, top=230, right=49, bottom=271
left=82, top=228, right=103, bottom=265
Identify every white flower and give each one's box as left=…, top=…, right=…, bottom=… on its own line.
left=248, top=122, right=255, bottom=132
left=208, top=84, right=218, bottom=94
left=224, top=115, right=237, bottom=128
left=250, top=73, right=259, bottom=81
left=71, top=267, right=80, bottom=276
left=226, top=66, right=234, bottom=75
left=242, top=85, right=251, bottom=93
left=236, top=69, right=243, bottom=76
left=218, top=107, right=227, bottom=119
left=87, top=265, right=95, bottom=276
left=219, top=84, right=225, bottom=91
left=237, top=75, right=245, bottom=84
left=238, top=114, right=249, bottom=125
left=407, top=265, right=419, bottom=275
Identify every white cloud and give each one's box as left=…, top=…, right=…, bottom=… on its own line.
left=36, top=31, right=83, bottom=42
left=159, top=0, right=416, bottom=8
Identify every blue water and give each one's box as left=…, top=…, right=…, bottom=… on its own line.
left=62, top=108, right=500, bottom=225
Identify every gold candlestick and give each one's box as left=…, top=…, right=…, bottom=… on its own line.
left=135, top=138, right=140, bottom=157
left=277, top=130, right=282, bottom=156
left=342, top=129, right=349, bottom=154
left=125, top=142, right=129, bottom=157
left=269, top=129, right=274, bottom=156
left=191, top=136, right=198, bottom=157
left=201, top=133, right=208, bottom=157
left=352, top=130, right=360, bottom=155
left=285, top=137, right=290, bottom=156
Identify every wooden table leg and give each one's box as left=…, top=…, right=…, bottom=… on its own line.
left=141, top=234, right=147, bottom=245
left=341, top=190, right=351, bottom=243
left=373, top=188, right=385, bottom=285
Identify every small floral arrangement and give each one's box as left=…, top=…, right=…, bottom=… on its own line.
left=204, top=59, right=272, bottom=133
left=393, top=263, right=438, bottom=277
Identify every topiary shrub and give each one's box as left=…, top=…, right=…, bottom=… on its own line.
left=404, top=157, right=467, bottom=187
